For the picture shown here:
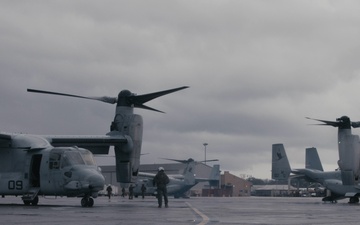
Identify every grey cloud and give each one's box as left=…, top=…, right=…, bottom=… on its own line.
left=1, top=1, right=360, bottom=178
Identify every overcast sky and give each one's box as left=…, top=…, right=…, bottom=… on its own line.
left=1, top=1, right=360, bottom=179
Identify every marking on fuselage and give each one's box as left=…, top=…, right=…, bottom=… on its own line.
left=185, top=202, right=209, bottom=225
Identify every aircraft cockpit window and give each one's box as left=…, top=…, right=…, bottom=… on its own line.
left=49, top=152, right=61, bottom=169
left=81, top=150, right=96, bottom=166
left=61, top=151, right=85, bottom=168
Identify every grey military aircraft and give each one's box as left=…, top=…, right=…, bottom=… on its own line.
left=272, top=144, right=324, bottom=179
left=0, top=135, right=105, bottom=207
left=133, top=158, right=220, bottom=198
left=0, top=86, right=188, bottom=207
left=306, top=116, right=360, bottom=186
left=271, top=143, right=360, bottom=203
left=305, top=116, right=360, bottom=202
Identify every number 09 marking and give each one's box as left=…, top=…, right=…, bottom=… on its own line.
left=8, top=180, right=23, bottom=190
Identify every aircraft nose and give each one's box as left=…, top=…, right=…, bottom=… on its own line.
left=88, top=172, right=105, bottom=191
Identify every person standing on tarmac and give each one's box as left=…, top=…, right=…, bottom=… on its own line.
left=106, top=185, right=113, bottom=202
left=153, top=167, right=170, bottom=208
left=121, top=187, right=126, bottom=198
left=128, top=184, right=134, bottom=199
left=141, top=184, right=147, bottom=199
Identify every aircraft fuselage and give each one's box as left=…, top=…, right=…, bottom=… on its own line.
left=0, top=133, right=105, bottom=206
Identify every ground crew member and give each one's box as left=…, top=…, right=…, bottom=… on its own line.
left=106, top=185, right=112, bottom=202
left=128, top=184, right=134, bottom=199
left=141, top=184, right=147, bottom=199
left=153, top=167, right=170, bottom=208
left=121, top=187, right=126, bottom=198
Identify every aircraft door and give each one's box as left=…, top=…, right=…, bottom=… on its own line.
left=44, top=149, right=64, bottom=194
left=30, top=154, right=42, bottom=188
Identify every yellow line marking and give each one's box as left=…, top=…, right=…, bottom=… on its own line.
left=186, top=202, right=209, bottom=225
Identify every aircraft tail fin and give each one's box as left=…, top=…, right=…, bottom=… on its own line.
left=305, top=147, right=323, bottom=171
left=182, top=160, right=196, bottom=185
left=208, top=164, right=220, bottom=187
left=271, top=143, right=291, bottom=180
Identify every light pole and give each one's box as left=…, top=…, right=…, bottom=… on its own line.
left=203, top=143, right=208, bottom=165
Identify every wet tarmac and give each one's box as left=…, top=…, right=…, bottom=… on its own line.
left=0, top=196, right=359, bottom=225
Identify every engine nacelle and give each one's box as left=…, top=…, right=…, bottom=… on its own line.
left=337, top=134, right=360, bottom=185
left=113, top=108, right=143, bottom=183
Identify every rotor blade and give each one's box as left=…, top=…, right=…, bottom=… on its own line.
left=130, top=86, right=189, bottom=104
left=161, top=158, right=195, bottom=164
left=134, top=103, right=165, bottom=113
left=161, top=158, right=188, bottom=163
left=161, top=158, right=218, bottom=164
left=305, top=117, right=339, bottom=127
left=352, top=122, right=360, bottom=128
left=198, top=159, right=219, bottom=163
left=27, top=89, right=117, bottom=104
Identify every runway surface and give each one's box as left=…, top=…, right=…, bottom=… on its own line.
left=0, top=196, right=359, bottom=225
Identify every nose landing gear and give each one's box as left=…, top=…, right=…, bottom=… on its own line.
left=81, top=196, right=94, bottom=207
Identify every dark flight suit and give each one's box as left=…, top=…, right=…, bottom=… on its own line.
left=128, top=185, right=134, bottom=199
left=106, top=185, right=112, bottom=200
left=153, top=170, right=170, bottom=208
left=141, top=184, right=147, bottom=199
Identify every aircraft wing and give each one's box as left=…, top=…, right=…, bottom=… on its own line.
left=45, top=131, right=130, bottom=154
left=138, top=172, right=187, bottom=180
left=138, top=172, right=156, bottom=179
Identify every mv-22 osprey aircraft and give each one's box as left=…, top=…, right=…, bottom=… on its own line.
left=133, top=158, right=220, bottom=198
left=0, top=86, right=188, bottom=207
left=272, top=144, right=339, bottom=200
left=273, top=116, right=360, bottom=203
left=305, top=116, right=360, bottom=202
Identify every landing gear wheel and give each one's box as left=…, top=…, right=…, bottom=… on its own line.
left=32, top=196, right=39, bottom=206
left=88, top=198, right=94, bottom=207
left=23, top=200, right=31, bottom=206
left=81, top=197, right=94, bottom=207
left=349, top=197, right=359, bottom=204
left=23, top=196, right=39, bottom=206
left=81, top=197, right=88, bottom=207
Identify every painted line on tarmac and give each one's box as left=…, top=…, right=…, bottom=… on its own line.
left=186, top=202, right=209, bottom=225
